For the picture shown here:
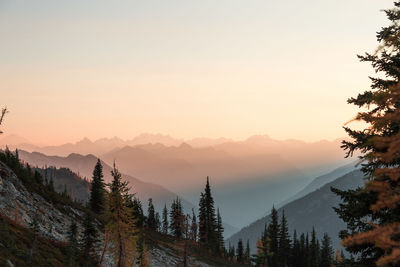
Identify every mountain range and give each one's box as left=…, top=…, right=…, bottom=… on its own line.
left=227, top=169, right=364, bottom=253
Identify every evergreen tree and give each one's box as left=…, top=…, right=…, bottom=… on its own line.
left=105, top=163, right=136, bottom=267
left=162, top=204, right=168, bottom=234
left=80, top=211, right=98, bottom=266
left=89, top=159, right=105, bottom=214
left=216, top=208, right=224, bottom=253
left=299, top=233, right=307, bottom=267
left=28, top=215, right=40, bottom=264
left=155, top=212, right=160, bottom=232
left=146, top=198, right=156, bottom=229
left=236, top=238, right=244, bottom=263
left=66, top=221, right=78, bottom=267
left=245, top=239, right=250, bottom=263
left=190, top=208, right=197, bottom=241
left=198, top=176, right=218, bottom=252
left=278, top=210, right=291, bottom=266
left=332, top=2, right=400, bottom=266
left=169, top=197, right=184, bottom=238
left=267, top=207, right=279, bottom=267
left=319, top=233, right=333, bottom=267
left=131, top=197, right=145, bottom=228
left=290, top=230, right=300, bottom=267
left=309, top=227, right=319, bottom=267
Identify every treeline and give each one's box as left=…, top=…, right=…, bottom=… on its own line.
left=227, top=207, right=336, bottom=267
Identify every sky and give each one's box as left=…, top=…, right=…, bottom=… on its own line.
left=0, top=0, right=395, bottom=145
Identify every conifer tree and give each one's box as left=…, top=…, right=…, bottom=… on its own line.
left=278, top=210, right=291, bottom=266
left=290, top=230, right=300, bottom=267
left=105, top=163, right=136, bottom=267
left=236, top=238, right=244, bottom=263
left=155, top=211, right=160, bottom=232
left=332, top=2, right=400, bottom=266
left=299, top=233, right=306, bottom=267
left=146, top=198, right=156, bottom=229
left=319, top=233, right=333, bottom=267
left=198, top=176, right=218, bottom=251
left=80, top=211, right=98, bottom=266
left=0, top=107, right=8, bottom=135
left=216, top=208, right=224, bottom=253
left=89, top=159, right=105, bottom=214
left=131, top=197, right=145, bottom=228
left=190, top=208, right=197, bottom=241
left=267, top=207, right=279, bottom=267
left=309, top=227, right=319, bottom=267
left=245, top=239, right=250, bottom=263
left=66, top=221, right=78, bottom=267
left=162, top=204, right=168, bottom=234
left=169, top=197, right=184, bottom=238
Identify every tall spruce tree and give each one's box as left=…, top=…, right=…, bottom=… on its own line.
left=80, top=211, right=98, bottom=266
left=146, top=198, right=156, bottom=229
left=169, top=197, right=184, bottom=238
left=66, top=221, right=79, bottom=267
left=319, top=233, right=333, bottom=267
left=198, top=176, right=218, bottom=252
left=89, top=159, right=105, bottom=214
left=267, top=207, right=279, bottom=267
left=309, top=227, right=319, bottom=267
left=190, top=208, right=197, bottom=241
left=332, top=1, right=400, bottom=266
left=278, top=210, right=291, bottom=266
left=236, top=238, right=244, bottom=263
left=245, top=239, right=250, bottom=263
left=162, top=204, right=168, bottom=234
left=131, top=197, right=145, bottom=228
left=216, top=208, right=224, bottom=253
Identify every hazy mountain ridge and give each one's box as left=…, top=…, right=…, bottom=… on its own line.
left=227, top=170, right=365, bottom=253
left=17, top=150, right=196, bottom=214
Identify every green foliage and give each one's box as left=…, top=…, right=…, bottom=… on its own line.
left=278, top=210, right=291, bottom=266
left=169, top=197, right=184, bottom=238
left=267, top=207, right=279, bottom=267
left=89, top=159, right=106, bottom=214
left=198, top=176, right=219, bottom=252
left=80, top=211, right=98, bottom=266
left=320, top=233, right=333, bottom=267
left=146, top=198, right=156, bottom=229
left=162, top=204, right=169, bottom=234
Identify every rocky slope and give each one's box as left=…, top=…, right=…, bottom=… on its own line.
left=0, top=160, right=225, bottom=266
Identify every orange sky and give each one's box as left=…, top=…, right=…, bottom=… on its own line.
left=0, top=0, right=393, bottom=145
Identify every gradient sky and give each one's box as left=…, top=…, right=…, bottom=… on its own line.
left=0, top=0, right=394, bottom=145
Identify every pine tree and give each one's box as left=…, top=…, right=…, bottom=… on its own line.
left=267, top=207, right=279, bottom=267
left=319, top=233, right=333, bottom=267
left=198, top=176, right=218, bottom=252
left=155, top=212, right=160, bottom=232
left=105, top=163, right=136, bottom=267
left=236, top=238, right=244, bottom=263
left=216, top=208, right=224, bottom=253
left=80, top=211, right=98, bottom=266
left=89, top=159, right=105, bottom=214
left=190, top=208, right=197, bottom=241
left=131, top=197, right=145, bottom=228
left=278, top=210, right=291, bottom=266
left=245, top=239, right=250, bottom=263
left=162, top=204, right=168, bottom=234
left=66, top=221, right=78, bottom=267
left=290, top=230, right=300, bottom=267
left=169, top=197, right=184, bottom=238
left=332, top=2, right=400, bottom=266
left=299, top=233, right=306, bottom=267
left=146, top=198, right=156, bottom=229
left=309, top=227, right=319, bottom=267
